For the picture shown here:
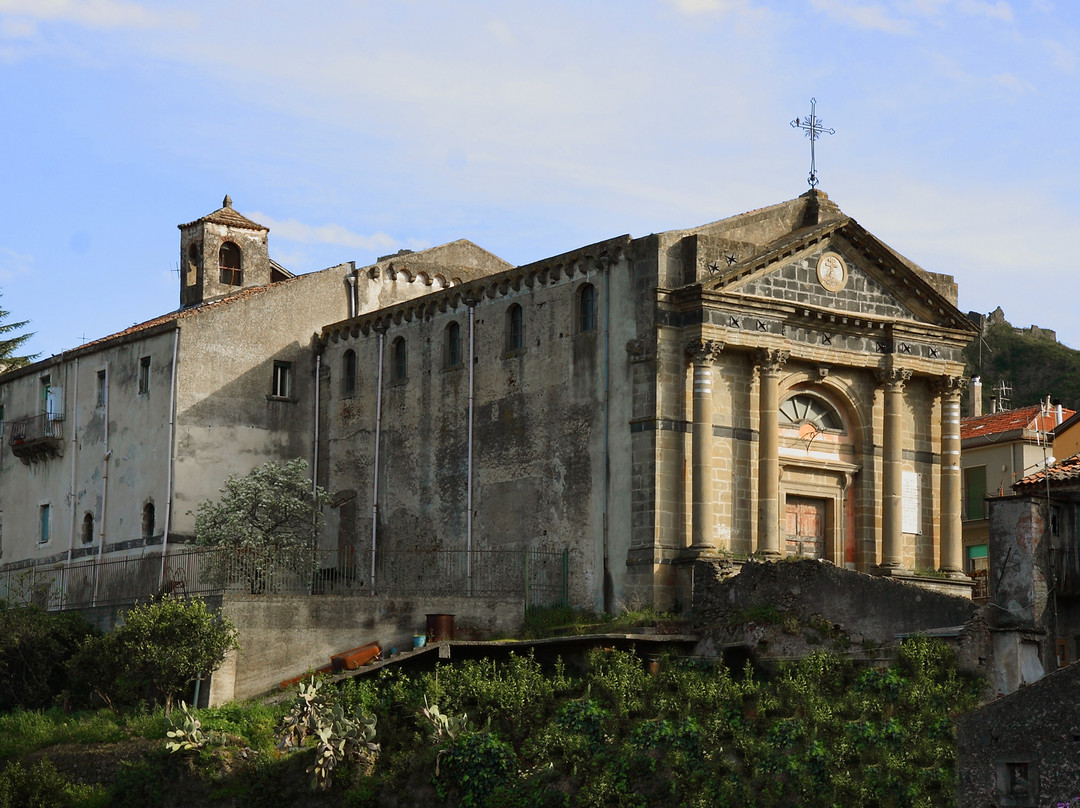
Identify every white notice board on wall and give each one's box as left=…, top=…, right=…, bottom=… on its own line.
left=902, top=471, right=921, bottom=535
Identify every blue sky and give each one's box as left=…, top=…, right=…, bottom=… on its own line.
left=1, top=0, right=1077, bottom=359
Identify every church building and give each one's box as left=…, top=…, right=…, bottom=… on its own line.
left=317, top=188, right=978, bottom=610
left=0, top=189, right=978, bottom=614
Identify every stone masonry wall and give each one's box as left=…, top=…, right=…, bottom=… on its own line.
left=690, top=558, right=978, bottom=645
left=957, top=661, right=1080, bottom=808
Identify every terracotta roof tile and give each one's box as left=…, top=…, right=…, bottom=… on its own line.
left=960, top=405, right=1073, bottom=441
left=1015, top=452, right=1080, bottom=489
left=76, top=279, right=294, bottom=352
left=177, top=196, right=267, bottom=232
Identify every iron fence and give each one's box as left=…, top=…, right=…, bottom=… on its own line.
left=0, top=545, right=569, bottom=612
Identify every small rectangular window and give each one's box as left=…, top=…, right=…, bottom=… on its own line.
left=138, top=357, right=151, bottom=395
left=38, top=503, right=50, bottom=545
left=0, top=404, right=5, bottom=437
left=272, top=361, right=292, bottom=398
left=96, top=370, right=107, bottom=407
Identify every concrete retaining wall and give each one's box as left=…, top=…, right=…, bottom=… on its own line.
left=208, top=594, right=524, bottom=704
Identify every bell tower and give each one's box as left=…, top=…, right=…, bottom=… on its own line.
left=178, top=195, right=271, bottom=308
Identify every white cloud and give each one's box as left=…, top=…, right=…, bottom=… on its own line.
left=0, top=247, right=34, bottom=280
left=992, top=72, right=1034, bottom=93
left=1044, top=39, right=1078, bottom=73
left=664, top=0, right=756, bottom=14
left=250, top=214, right=398, bottom=253
left=809, top=0, right=915, bottom=33
left=0, top=0, right=162, bottom=29
left=0, top=16, right=33, bottom=37
left=956, top=0, right=1013, bottom=21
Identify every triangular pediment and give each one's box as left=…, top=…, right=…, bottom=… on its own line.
left=701, top=219, right=973, bottom=332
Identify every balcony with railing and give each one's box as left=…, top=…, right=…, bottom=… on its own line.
left=8, top=413, right=64, bottom=464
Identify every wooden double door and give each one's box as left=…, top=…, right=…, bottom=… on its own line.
left=785, top=496, right=826, bottom=559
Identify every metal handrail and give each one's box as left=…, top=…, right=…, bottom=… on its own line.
left=0, top=545, right=569, bottom=612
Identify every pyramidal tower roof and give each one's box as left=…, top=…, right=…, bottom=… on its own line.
left=178, top=194, right=268, bottom=232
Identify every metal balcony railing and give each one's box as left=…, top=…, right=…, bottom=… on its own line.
left=8, top=413, right=64, bottom=463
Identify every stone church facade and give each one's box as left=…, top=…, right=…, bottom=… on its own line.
left=317, top=189, right=978, bottom=610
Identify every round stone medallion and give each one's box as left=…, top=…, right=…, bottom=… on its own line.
left=816, top=252, right=848, bottom=292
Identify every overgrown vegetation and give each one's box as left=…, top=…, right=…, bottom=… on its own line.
left=0, top=601, right=97, bottom=711
left=1, top=637, right=982, bottom=807
left=68, top=596, right=238, bottom=713
left=0, top=596, right=237, bottom=715
left=522, top=604, right=683, bottom=638
left=964, top=318, right=1080, bottom=411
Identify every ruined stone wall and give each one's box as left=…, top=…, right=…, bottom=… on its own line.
left=957, top=661, right=1080, bottom=808
left=690, top=559, right=978, bottom=645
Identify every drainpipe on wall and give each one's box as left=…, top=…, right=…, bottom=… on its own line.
left=602, top=266, right=611, bottom=613
left=65, top=358, right=79, bottom=565
left=370, top=330, right=385, bottom=590
left=466, top=302, right=476, bottom=596
left=158, top=327, right=180, bottom=591
left=63, top=357, right=79, bottom=609
left=92, top=363, right=110, bottom=607
left=347, top=272, right=358, bottom=320
left=313, top=352, right=321, bottom=496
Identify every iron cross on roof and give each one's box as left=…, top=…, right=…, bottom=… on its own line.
left=791, top=97, right=835, bottom=189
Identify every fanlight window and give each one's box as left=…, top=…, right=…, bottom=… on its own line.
left=779, top=394, right=843, bottom=433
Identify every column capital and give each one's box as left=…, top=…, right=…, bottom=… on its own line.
left=686, top=338, right=724, bottom=365
left=933, top=374, right=965, bottom=398
left=755, top=348, right=790, bottom=374
left=875, top=366, right=912, bottom=390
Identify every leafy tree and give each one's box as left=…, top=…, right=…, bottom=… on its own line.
left=194, top=458, right=329, bottom=550
left=70, top=596, right=238, bottom=713
left=0, top=294, right=35, bottom=373
left=0, top=601, right=96, bottom=710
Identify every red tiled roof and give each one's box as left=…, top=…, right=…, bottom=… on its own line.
left=960, top=405, right=1073, bottom=442
left=76, top=278, right=296, bottom=352
left=177, top=196, right=267, bottom=232
left=1015, top=452, right=1080, bottom=489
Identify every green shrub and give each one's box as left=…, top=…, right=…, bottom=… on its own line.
left=0, top=758, right=105, bottom=808
left=0, top=603, right=97, bottom=711
left=69, top=597, right=238, bottom=712
left=436, top=730, right=516, bottom=808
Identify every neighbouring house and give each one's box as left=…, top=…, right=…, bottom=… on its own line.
left=960, top=400, right=1075, bottom=587
left=0, top=196, right=508, bottom=607
left=977, top=451, right=1080, bottom=693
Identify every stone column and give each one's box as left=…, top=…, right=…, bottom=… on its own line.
left=877, top=367, right=912, bottom=573
left=937, top=375, right=965, bottom=575
left=756, top=349, right=789, bottom=558
left=686, top=339, right=724, bottom=554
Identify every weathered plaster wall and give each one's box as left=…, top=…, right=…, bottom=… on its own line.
left=321, top=251, right=634, bottom=611
left=0, top=329, right=175, bottom=570
left=170, top=266, right=353, bottom=539
left=210, top=594, right=523, bottom=704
